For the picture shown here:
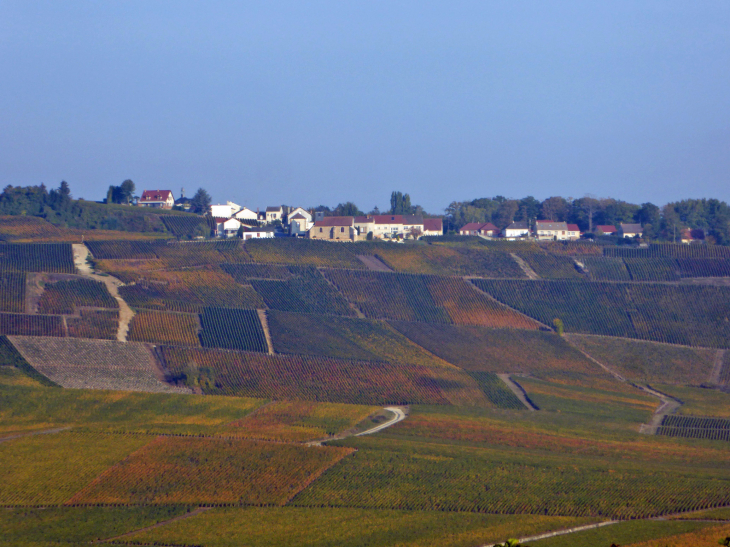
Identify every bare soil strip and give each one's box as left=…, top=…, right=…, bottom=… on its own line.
left=510, top=253, right=540, bottom=279
left=497, top=374, right=537, bottom=411
left=356, top=254, right=393, bottom=272
left=709, top=349, right=725, bottom=385
left=73, top=244, right=134, bottom=342
left=257, top=309, right=275, bottom=355
left=94, top=506, right=211, bottom=543
left=24, top=273, right=45, bottom=314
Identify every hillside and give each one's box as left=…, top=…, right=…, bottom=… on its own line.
left=1, top=225, right=730, bottom=546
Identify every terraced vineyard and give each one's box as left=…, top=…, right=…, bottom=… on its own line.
left=220, top=400, right=379, bottom=442
left=291, top=436, right=730, bottom=519
left=605, top=243, right=730, bottom=258
left=9, top=336, right=189, bottom=393
left=657, top=415, right=730, bottom=441
left=358, top=243, right=526, bottom=278
left=120, top=269, right=265, bottom=313
left=0, top=243, right=75, bottom=273
left=568, top=335, right=717, bottom=385
left=390, top=322, right=624, bottom=390
left=67, top=309, right=118, bottom=340
left=582, top=257, right=632, bottom=281
left=128, top=310, right=201, bottom=346
left=200, top=307, right=268, bottom=352
left=0, top=312, right=65, bottom=337
left=325, top=269, right=539, bottom=328
left=0, top=272, right=26, bottom=312
left=474, top=279, right=730, bottom=347
left=246, top=238, right=365, bottom=269
left=158, top=346, right=455, bottom=405
left=515, top=253, right=583, bottom=279
left=251, top=273, right=356, bottom=317
left=160, top=215, right=210, bottom=238
left=38, top=278, right=118, bottom=314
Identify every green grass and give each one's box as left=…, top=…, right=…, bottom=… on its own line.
left=0, top=505, right=191, bottom=545
left=122, top=506, right=596, bottom=547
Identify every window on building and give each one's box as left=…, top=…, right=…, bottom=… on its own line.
left=319, top=228, right=323, bottom=232
left=340, top=227, right=344, bottom=232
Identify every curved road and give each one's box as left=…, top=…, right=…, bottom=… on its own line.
left=355, top=407, right=407, bottom=436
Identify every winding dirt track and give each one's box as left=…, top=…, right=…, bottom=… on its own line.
left=72, top=244, right=135, bottom=342
left=307, top=406, right=407, bottom=446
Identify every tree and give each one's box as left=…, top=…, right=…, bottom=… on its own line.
left=516, top=196, right=541, bottom=222
left=189, top=188, right=212, bottom=214
left=332, top=201, right=363, bottom=217
left=119, top=179, right=135, bottom=204
left=493, top=200, right=520, bottom=230
left=390, top=191, right=413, bottom=215
left=540, top=196, right=569, bottom=221
left=636, top=202, right=661, bottom=227
left=553, top=318, right=564, bottom=336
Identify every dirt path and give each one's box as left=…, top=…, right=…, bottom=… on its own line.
left=497, top=374, right=537, bottom=411
left=94, top=506, right=211, bottom=543
left=307, top=406, right=407, bottom=446
left=25, top=273, right=45, bottom=313
left=355, top=406, right=406, bottom=436
left=510, top=253, right=539, bottom=279
left=0, top=426, right=71, bottom=443
left=73, top=244, right=134, bottom=342
left=709, top=349, right=725, bottom=385
left=356, top=254, right=393, bottom=272
left=257, top=309, right=275, bottom=355
left=319, top=267, right=366, bottom=318
left=481, top=519, right=620, bottom=547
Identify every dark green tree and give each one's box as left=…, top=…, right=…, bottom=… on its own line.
left=189, top=188, right=212, bottom=214
left=390, top=191, right=413, bottom=215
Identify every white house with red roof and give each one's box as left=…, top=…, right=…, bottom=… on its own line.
left=459, top=222, right=498, bottom=237
left=535, top=220, right=570, bottom=241
left=566, top=224, right=581, bottom=240
left=422, top=218, right=443, bottom=236
left=138, top=190, right=174, bottom=209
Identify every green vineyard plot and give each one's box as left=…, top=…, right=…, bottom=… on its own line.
left=246, top=238, right=365, bottom=269
left=291, top=435, right=730, bottom=519
left=515, top=253, right=583, bottom=279
left=38, top=277, right=118, bottom=314
left=0, top=243, right=75, bottom=273
left=251, top=275, right=356, bottom=317
left=200, top=307, right=268, bottom=352
left=390, top=322, right=624, bottom=390
left=325, top=270, right=539, bottom=327
left=0, top=312, right=65, bottom=337
left=568, top=335, right=717, bottom=385
left=605, top=243, right=730, bottom=258
left=159, top=346, right=457, bottom=405
left=0, top=272, right=26, bottom=312
left=0, top=431, right=150, bottom=505
left=658, top=415, right=730, bottom=442
left=128, top=310, right=201, bottom=346
left=474, top=279, right=730, bottom=347
left=121, top=506, right=596, bottom=547
left=67, top=309, right=118, bottom=340
left=67, top=436, right=355, bottom=505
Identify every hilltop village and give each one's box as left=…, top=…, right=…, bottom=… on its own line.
left=136, top=189, right=706, bottom=244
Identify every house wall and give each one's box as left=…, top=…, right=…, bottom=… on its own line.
left=309, top=225, right=355, bottom=241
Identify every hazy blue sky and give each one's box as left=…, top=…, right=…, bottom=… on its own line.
left=1, top=1, right=729, bottom=213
